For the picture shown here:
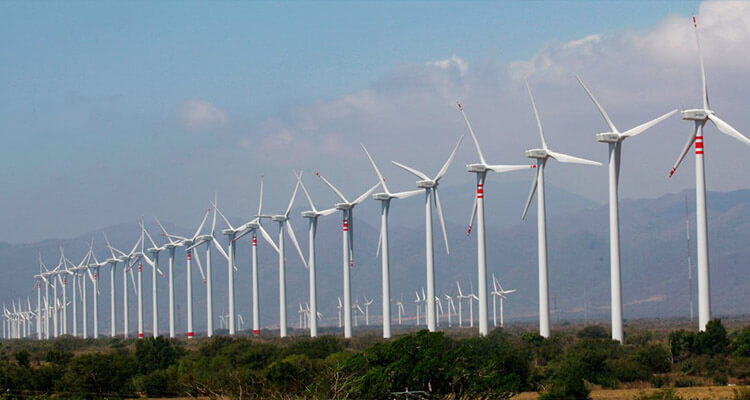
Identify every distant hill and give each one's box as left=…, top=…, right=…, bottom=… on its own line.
left=2, top=185, right=749, bottom=334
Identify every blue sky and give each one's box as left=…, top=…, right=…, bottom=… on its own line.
left=9, top=0, right=750, bottom=243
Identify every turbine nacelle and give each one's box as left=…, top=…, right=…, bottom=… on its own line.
left=300, top=210, right=317, bottom=218
left=466, top=163, right=488, bottom=173
left=416, top=180, right=436, bottom=188
left=372, top=192, right=391, bottom=201
left=681, top=109, right=712, bottom=121
left=525, top=148, right=548, bottom=159
left=595, top=132, right=620, bottom=143
left=270, top=215, right=288, bottom=222
left=334, top=203, right=353, bottom=210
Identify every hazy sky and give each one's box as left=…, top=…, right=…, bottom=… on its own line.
left=7, top=0, right=750, bottom=243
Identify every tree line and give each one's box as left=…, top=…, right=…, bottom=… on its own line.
left=1, top=319, right=750, bottom=399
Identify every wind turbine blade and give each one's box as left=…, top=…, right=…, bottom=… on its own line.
left=433, top=188, right=450, bottom=254
left=504, top=289, right=517, bottom=294
left=576, top=75, right=618, bottom=133
left=129, top=268, right=137, bottom=294
left=621, top=109, right=678, bottom=138
left=318, top=207, right=338, bottom=216
left=141, top=222, right=159, bottom=250
left=525, top=78, right=548, bottom=149
left=361, top=144, right=390, bottom=194
left=708, top=114, right=750, bottom=146
left=257, top=224, right=280, bottom=254
left=375, top=221, right=383, bottom=258
left=102, top=232, right=118, bottom=259
left=547, top=151, right=602, bottom=166
left=211, top=236, right=230, bottom=261
left=391, top=189, right=422, bottom=200
left=492, top=274, right=498, bottom=292
left=141, top=253, right=155, bottom=268
left=522, top=167, right=540, bottom=220
left=211, top=195, right=218, bottom=234
left=211, top=201, right=234, bottom=231
left=435, top=135, right=464, bottom=181
left=391, top=161, right=430, bottom=181
left=457, top=101, right=487, bottom=165
left=315, top=172, right=349, bottom=203
left=193, top=208, right=211, bottom=239
left=192, top=250, right=207, bottom=283
left=295, top=170, right=318, bottom=212
left=285, top=179, right=301, bottom=217
left=467, top=196, right=477, bottom=236
left=486, top=164, right=536, bottom=173
left=285, top=220, right=308, bottom=269
left=669, top=126, right=698, bottom=178
left=153, top=216, right=175, bottom=245
left=352, top=183, right=380, bottom=205
left=693, top=16, right=709, bottom=110
left=456, top=281, right=464, bottom=297
left=257, top=175, right=264, bottom=217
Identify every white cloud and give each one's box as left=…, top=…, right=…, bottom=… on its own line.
left=176, top=99, right=228, bottom=129
left=242, top=1, right=750, bottom=202
left=427, top=54, right=468, bottom=76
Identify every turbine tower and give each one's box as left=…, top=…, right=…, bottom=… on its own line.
left=522, top=79, right=601, bottom=338
left=457, top=102, right=535, bottom=336
left=315, top=172, right=378, bottom=338
left=259, top=178, right=307, bottom=338
left=361, top=144, right=421, bottom=338
left=392, top=135, right=464, bottom=332
left=295, top=171, right=336, bottom=338
left=577, top=75, right=676, bottom=342
left=668, top=17, right=750, bottom=331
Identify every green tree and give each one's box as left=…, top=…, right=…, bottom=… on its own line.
left=135, top=336, right=181, bottom=375
left=695, top=319, right=729, bottom=356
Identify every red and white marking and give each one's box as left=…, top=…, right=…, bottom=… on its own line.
left=695, top=135, right=704, bottom=155
left=252, top=236, right=257, bottom=247
left=343, top=219, right=349, bottom=232
left=476, top=183, right=484, bottom=199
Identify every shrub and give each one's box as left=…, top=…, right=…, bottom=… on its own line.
left=577, top=325, right=608, bottom=339
left=631, top=388, right=682, bottom=400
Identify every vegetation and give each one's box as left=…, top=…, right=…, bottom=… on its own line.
left=0, top=319, right=749, bottom=399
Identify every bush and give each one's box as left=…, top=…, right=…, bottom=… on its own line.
left=577, top=325, right=609, bottom=339
left=631, top=388, right=682, bottom=400
left=59, top=351, right=136, bottom=398
left=694, top=319, right=729, bottom=356
left=135, top=336, right=181, bottom=374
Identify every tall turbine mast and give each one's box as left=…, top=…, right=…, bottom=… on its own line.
left=522, top=79, right=602, bottom=338
left=669, top=16, right=750, bottom=331
left=577, top=75, right=676, bottom=342
left=458, top=101, right=535, bottom=336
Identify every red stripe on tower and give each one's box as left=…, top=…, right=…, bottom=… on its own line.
left=477, top=183, right=484, bottom=199
left=138, top=333, right=143, bottom=338
left=187, top=251, right=191, bottom=260
left=343, top=219, right=348, bottom=232
left=253, top=330, right=259, bottom=335
left=188, top=332, right=194, bottom=337
left=138, top=264, right=142, bottom=272
left=696, top=136, right=704, bottom=154
left=252, top=236, right=257, bottom=246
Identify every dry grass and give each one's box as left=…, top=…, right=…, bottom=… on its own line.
left=513, top=386, right=745, bottom=400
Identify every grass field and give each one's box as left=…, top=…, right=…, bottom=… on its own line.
left=513, top=386, right=746, bottom=400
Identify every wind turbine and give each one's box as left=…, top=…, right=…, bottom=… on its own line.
left=230, top=176, right=278, bottom=336
left=521, top=79, right=602, bottom=338
left=466, top=283, right=478, bottom=328
left=86, top=241, right=107, bottom=339
left=107, top=233, right=143, bottom=338
left=363, top=296, right=374, bottom=326
left=184, top=196, right=231, bottom=338
left=337, top=296, right=343, bottom=328
left=668, top=17, right=750, bottom=331
left=165, top=208, right=211, bottom=338
left=396, top=296, right=406, bottom=325
left=295, top=171, right=336, bottom=337
left=152, top=219, right=179, bottom=338
left=212, top=198, right=244, bottom=336
left=458, top=102, right=535, bottom=336
left=102, top=234, right=121, bottom=337
left=315, top=171, right=378, bottom=338
left=491, top=274, right=516, bottom=328
left=444, top=294, right=456, bottom=327
left=456, top=281, right=467, bottom=328
left=259, top=178, right=307, bottom=338
left=414, top=291, right=422, bottom=326
left=361, top=144, right=421, bottom=338
left=392, top=135, right=464, bottom=332
left=352, top=298, right=364, bottom=328
left=141, top=221, right=167, bottom=338
left=576, top=76, right=676, bottom=342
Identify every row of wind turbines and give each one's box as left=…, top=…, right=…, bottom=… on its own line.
left=4, top=17, right=747, bottom=343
